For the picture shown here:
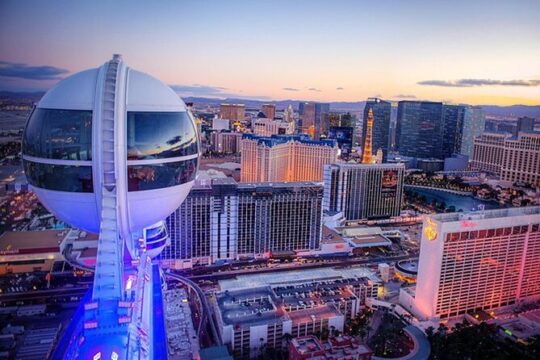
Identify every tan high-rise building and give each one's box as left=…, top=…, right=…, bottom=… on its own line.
left=240, top=134, right=338, bottom=182
left=261, top=104, right=276, bottom=120
left=252, top=118, right=293, bottom=137
left=210, top=131, right=242, bottom=154
left=470, top=132, right=509, bottom=174
left=500, top=132, right=540, bottom=185
left=219, top=103, right=245, bottom=122
left=301, top=102, right=316, bottom=135
left=470, top=132, right=540, bottom=186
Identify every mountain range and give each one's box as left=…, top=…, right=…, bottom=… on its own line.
left=1, top=91, right=539, bottom=118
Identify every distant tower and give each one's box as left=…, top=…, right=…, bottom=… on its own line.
left=284, top=105, right=294, bottom=123
left=376, top=149, right=383, bottom=164
left=362, top=108, right=374, bottom=164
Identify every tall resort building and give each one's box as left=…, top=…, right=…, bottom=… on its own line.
left=299, top=102, right=330, bottom=139
left=471, top=132, right=540, bottom=186
left=459, top=106, right=485, bottom=157
left=261, top=104, right=276, bottom=120
left=396, top=101, right=445, bottom=159
left=161, top=178, right=323, bottom=268
left=400, top=207, right=540, bottom=320
left=441, top=104, right=465, bottom=158
left=219, top=103, right=245, bottom=122
left=240, top=134, right=338, bottom=182
left=323, top=163, right=405, bottom=221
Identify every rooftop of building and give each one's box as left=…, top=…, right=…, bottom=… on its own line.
left=63, top=229, right=99, bottom=241
left=332, top=226, right=392, bottom=248
left=215, top=286, right=286, bottom=327
left=290, top=335, right=324, bottom=356
left=288, top=304, right=342, bottom=325
left=242, top=133, right=337, bottom=147
left=220, top=103, right=245, bottom=107
left=397, top=100, right=443, bottom=105
left=324, top=335, right=372, bottom=356
left=219, top=266, right=380, bottom=291
left=347, top=234, right=392, bottom=248
left=0, top=229, right=68, bottom=254
left=519, top=308, right=540, bottom=327
left=273, top=280, right=358, bottom=309
left=327, top=162, right=405, bottom=169
left=396, top=260, right=419, bottom=275
left=496, top=316, right=540, bottom=340
left=191, top=177, right=323, bottom=193
left=430, top=205, right=540, bottom=224
left=291, top=335, right=373, bottom=359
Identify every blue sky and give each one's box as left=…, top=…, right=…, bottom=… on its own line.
left=1, top=0, right=539, bottom=104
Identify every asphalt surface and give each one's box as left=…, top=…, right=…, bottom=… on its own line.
left=186, top=254, right=417, bottom=281
left=165, top=272, right=222, bottom=346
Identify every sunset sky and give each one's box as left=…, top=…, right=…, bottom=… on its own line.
left=1, top=0, right=539, bottom=105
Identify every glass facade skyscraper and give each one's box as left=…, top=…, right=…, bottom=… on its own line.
left=516, top=116, right=535, bottom=135
left=442, top=104, right=465, bottom=158
left=396, top=101, right=444, bottom=159
left=460, top=106, right=485, bottom=157
left=362, top=98, right=391, bottom=161
left=299, top=102, right=330, bottom=139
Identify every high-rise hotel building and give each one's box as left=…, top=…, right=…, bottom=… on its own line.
left=469, top=132, right=509, bottom=174
left=240, top=134, right=338, bottom=183
left=470, top=132, right=540, bottom=186
left=210, top=131, right=242, bottom=154
left=299, top=102, right=330, bottom=139
left=459, top=106, right=485, bottom=157
left=252, top=117, right=293, bottom=137
left=219, top=103, right=245, bottom=122
left=161, top=178, right=323, bottom=268
left=396, top=101, right=445, bottom=159
left=323, top=163, right=405, bottom=221
left=261, top=104, right=276, bottom=120
left=500, top=132, right=540, bottom=186
left=400, top=207, right=540, bottom=320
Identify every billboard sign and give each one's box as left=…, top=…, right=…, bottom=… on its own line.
left=381, top=169, right=398, bottom=198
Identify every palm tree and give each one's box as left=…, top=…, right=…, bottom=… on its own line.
left=359, top=328, right=367, bottom=342
left=366, top=325, right=373, bottom=340
left=437, top=322, right=448, bottom=336
left=282, top=333, right=293, bottom=348
left=258, top=337, right=265, bottom=359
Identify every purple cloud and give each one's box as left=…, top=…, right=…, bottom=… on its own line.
left=418, top=79, right=540, bottom=87
left=0, top=61, right=69, bottom=80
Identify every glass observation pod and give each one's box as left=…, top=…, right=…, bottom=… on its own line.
left=142, top=221, right=170, bottom=259
left=21, top=63, right=199, bottom=235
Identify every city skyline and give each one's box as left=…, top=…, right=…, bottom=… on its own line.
left=1, top=0, right=540, bottom=106
left=1, top=2, right=540, bottom=358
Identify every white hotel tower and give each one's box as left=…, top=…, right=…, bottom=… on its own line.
left=400, top=206, right=540, bottom=321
